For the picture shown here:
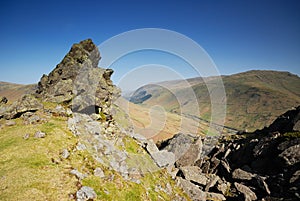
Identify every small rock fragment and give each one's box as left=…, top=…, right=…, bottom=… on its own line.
left=94, top=167, right=105, bottom=178
left=232, top=168, right=255, bottom=180
left=5, top=120, right=16, bottom=126
left=34, top=131, right=46, bottom=138
left=76, top=143, right=87, bottom=151
left=76, top=186, right=96, bottom=201
left=61, top=149, right=70, bottom=159
left=70, top=169, right=87, bottom=180
left=23, top=133, right=30, bottom=140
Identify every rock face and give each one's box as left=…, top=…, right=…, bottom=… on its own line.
left=36, top=39, right=120, bottom=115
left=159, top=133, right=202, bottom=168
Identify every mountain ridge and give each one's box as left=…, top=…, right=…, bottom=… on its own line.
left=129, top=70, right=300, bottom=132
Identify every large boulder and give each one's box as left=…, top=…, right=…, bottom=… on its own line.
left=35, top=39, right=120, bottom=114
left=161, top=133, right=202, bottom=167
left=176, top=177, right=206, bottom=201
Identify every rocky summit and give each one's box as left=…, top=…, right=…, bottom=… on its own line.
left=36, top=39, right=120, bottom=115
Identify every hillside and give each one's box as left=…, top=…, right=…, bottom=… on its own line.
left=0, top=82, right=36, bottom=102
left=114, top=97, right=236, bottom=143
left=129, top=70, right=300, bottom=132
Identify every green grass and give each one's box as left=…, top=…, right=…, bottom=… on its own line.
left=0, top=113, right=190, bottom=201
left=0, top=117, right=78, bottom=201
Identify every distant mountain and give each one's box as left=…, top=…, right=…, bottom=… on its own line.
left=129, top=70, right=300, bottom=132
left=0, top=81, right=36, bottom=102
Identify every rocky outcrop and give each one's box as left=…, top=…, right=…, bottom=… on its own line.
left=262, top=105, right=300, bottom=133
left=159, top=106, right=300, bottom=200
left=0, top=94, right=43, bottom=119
left=159, top=133, right=202, bottom=168
left=36, top=39, right=120, bottom=115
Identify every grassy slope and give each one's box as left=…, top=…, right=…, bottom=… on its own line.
left=131, top=70, right=300, bottom=132
left=115, top=97, right=215, bottom=143
left=0, top=104, right=189, bottom=201
left=0, top=82, right=36, bottom=102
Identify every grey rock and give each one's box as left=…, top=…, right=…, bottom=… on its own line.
left=176, top=138, right=202, bottom=167
left=34, top=131, right=46, bottom=138
left=151, top=150, right=175, bottom=168
left=205, top=175, right=220, bottom=192
left=232, top=168, right=255, bottom=181
left=76, top=186, right=97, bottom=201
left=61, top=149, right=70, bottom=159
left=76, top=143, right=87, bottom=151
left=70, top=169, right=87, bottom=180
left=217, top=181, right=230, bottom=195
left=279, top=144, right=300, bottom=166
left=94, top=167, right=105, bottom=178
left=220, top=160, right=231, bottom=173
left=23, top=133, right=30, bottom=140
left=162, top=133, right=197, bottom=160
left=177, top=177, right=206, bottom=201
left=290, top=170, right=300, bottom=183
left=205, top=192, right=226, bottom=201
left=179, top=166, right=208, bottom=185
left=21, top=112, right=44, bottom=125
left=278, top=138, right=300, bottom=151
left=255, top=175, right=270, bottom=195
left=146, top=139, right=159, bottom=155
left=52, top=105, right=68, bottom=116
left=3, top=95, right=43, bottom=119
left=5, top=120, right=16, bottom=126
left=90, top=113, right=100, bottom=120
left=234, top=182, right=257, bottom=201
left=162, top=133, right=202, bottom=167
left=35, top=39, right=120, bottom=116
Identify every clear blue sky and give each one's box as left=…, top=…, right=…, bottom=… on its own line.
left=0, top=0, right=299, bottom=86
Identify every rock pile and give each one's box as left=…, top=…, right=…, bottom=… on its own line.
left=159, top=106, right=300, bottom=200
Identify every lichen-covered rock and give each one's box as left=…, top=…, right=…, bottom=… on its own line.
left=34, top=131, right=46, bottom=138
left=70, top=169, right=87, bottom=180
left=76, top=186, right=97, bottom=201
left=179, top=166, right=208, bottom=185
left=35, top=39, right=120, bottom=116
left=2, top=94, right=43, bottom=119
left=232, top=168, right=255, bottom=181
left=151, top=150, right=175, bottom=168
left=21, top=112, right=45, bottom=125
left=279, top=144, right=300, bottom=166
left=176, top=177, right=206, bottom=201
left=234, top=182, right=257, bottom=201
left=161, top=133, right=202, bottom=167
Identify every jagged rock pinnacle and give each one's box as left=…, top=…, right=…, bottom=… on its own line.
left=35, top=39, right=120, bottom=115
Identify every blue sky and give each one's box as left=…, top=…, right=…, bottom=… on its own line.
left=0, top=0, right=299, bottom=89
